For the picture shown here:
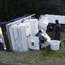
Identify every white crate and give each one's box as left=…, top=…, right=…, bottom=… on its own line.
left=28, top=36, right=39, bottom=50
left=9, top=23, right=31, bottom=52
left=41, top=31, right=51, bottom=48
left=38, top=19, right=49, bottom=31
left=23, top=19, right=38, bottom=35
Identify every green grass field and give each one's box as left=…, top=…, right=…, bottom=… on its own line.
left=0, top=32, right=65, bottom=65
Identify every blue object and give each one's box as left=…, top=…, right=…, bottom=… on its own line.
left=37, top=33, right=43, bottom=41
left=0, top=22, right=8, bottom=26
left=9, top=14, right=30, bottom=22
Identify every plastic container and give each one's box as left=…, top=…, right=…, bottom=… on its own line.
left=50, top=40, right=61, bottom=51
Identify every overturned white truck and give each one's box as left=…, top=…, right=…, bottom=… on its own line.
left=44, top=14, right=65, bottom=32
left=5, top=14, right=51, bottom=52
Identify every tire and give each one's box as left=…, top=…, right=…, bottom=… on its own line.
left=47, top=24, right=53, bottom=32
left=61, top=25, right=65, bottom=32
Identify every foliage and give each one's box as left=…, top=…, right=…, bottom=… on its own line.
left=0, top=0, right=65, bottom=21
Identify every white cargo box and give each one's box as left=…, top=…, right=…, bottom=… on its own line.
left=28, top=33, right=51, bottom=50
left=28, top=36, right=39, bottom=50
left=23, top=19, right=38, bottom=36
left=38, top=19, right=49, bottom=31
left=41, top=31, right=51, bottom=48
left=9, top=23, right=31, bottom=52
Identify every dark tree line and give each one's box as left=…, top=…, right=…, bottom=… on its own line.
left=0, top=0, right=65, bottom=21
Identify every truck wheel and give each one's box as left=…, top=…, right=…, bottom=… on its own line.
left=47, top=24, right=53, bottom=32
left=61, top=25, right=65, bottom=32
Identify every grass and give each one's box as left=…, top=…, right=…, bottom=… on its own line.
left=0, top=32, right=65, bottom=65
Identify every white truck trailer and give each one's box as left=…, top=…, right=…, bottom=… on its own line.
left=44, top=14, right=65, bottom=32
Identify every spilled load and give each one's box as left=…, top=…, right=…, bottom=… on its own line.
left=38, top=15, right=49, bottom=31
left=0, top=14, right=51, bottom=52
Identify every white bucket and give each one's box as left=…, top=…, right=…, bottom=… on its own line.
left=50, top=40, right=61, bottom=51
